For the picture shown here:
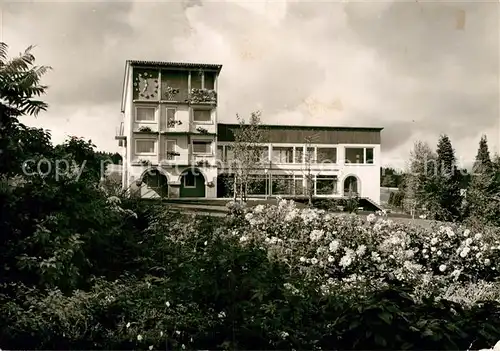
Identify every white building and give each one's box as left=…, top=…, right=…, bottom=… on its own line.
left=116, top=60, right=383, bottom=206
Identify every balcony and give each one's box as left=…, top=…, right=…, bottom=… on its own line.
left=189, top=88, right=217, bottom=105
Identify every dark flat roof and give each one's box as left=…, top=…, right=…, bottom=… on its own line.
left=127, top=60, right=222, bottom=72
left=217, top=123, right=384, bottom=131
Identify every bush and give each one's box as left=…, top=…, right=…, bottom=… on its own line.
left=2, top=198, right=500, bottom=350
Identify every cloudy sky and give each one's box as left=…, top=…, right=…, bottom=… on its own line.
left=2, top=0, right=499, bottom=169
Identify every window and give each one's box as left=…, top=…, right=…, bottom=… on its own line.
left=305, top=147, right=316, bottom=163
left=135, top=139, right=156, bottom=155
left=226, top=146, right=234, bottom=161
left=166, top=108, right=176, bottom=127
left=192, top=140, right=212, bottom=154
left=344, top=176, right=358, bottom=195
left=345, top=147, right=375, bottom=164
left=317, top=148, right=337, bottom=163
left=366, top=148, right=374, bottom=164
left=204, top=72, right=215, bottom=90
left=256, top=146, right=269, bottom=163
left=295, top=147, right=304, bottom=163
left=316, top=175, right=338, bottom=195
left=345, top=148, right=364, bottom=164
left=272, top=175, right=294, bottom=195
left=183, top=172, right=196, bottom=188
left=272, top=147, right=293, bottom=163
left=294, top=177, right=304, bottom=195
left=217, top=146, right=224, bottom=161
left=135, top=107, right=156, bottom=122
left=166, top=140, right=177, bottom=160
left=143, top=170, right=168, bottom=197
left=248, top=175, right=269, bottom=195
left=193, top=109, right=211, bottom=123
left=191, top=71, right=202, bottom=89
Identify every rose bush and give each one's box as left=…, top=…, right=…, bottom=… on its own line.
left=237, top=199, right=500, bottom=295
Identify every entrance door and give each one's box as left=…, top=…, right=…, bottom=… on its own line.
left=180, top=169, right=206, bottom=198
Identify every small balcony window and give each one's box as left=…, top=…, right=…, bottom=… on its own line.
left=135, top=106, right=156, bottom=122
left=135, top=139, right=156, bottom=155
left=192, top=140, right=212, bottom=155
left=193, top=109, right=211, bottom=123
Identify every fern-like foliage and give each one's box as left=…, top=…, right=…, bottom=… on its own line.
left=0, top=42, right=51, bottom=117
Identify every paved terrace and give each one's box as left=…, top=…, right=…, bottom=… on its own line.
left=144, top=198, right=435, bottom=228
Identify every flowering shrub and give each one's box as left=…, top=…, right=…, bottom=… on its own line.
left=3, top=196, right=500, bottom=350
left=235, top=199, right=500, bottom=295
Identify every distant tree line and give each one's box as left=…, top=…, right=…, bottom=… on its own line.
left=383, top=134, right=500, bottom=226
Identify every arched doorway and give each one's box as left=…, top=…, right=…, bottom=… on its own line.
left=143, top=169, right=169, bottom=198
left=343, top=176, right=359, bottom=196
left=217, top=173, right=235, bottom=198
left=180, top=168, right=206, bottom=198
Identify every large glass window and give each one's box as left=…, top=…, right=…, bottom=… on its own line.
left=345, top=147, right=374, bottom=164
left=272, top=175, right=294, bottom=195
left=247, top=175, right=269, bottom=195
left=272, top=147, right=293, bottom=163
left=317, top=148, right=337, bottom=164
left=316, top=175, right=338, bottom=195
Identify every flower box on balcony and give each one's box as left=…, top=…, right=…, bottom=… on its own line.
left=189, top=88, right=217, bottom=104
left=167, top=120, right=182, bottom=128
left=196, top=126, right=209, bottom=134
left=138, top=126, right=154, bottom=133
left=195, top=160, right=211, bottom=167
left=164, top=86, right=180, bottom=101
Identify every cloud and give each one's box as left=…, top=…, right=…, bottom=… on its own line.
left=4, top=0, right=499, bottom=167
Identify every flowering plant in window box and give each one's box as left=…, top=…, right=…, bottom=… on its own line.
left=138, top=126, right=153, bottom=132
left=196, top=160, right=211, bottom=167
left=138, top=159, right=151, bottom=166
left=196, top=126, right=209, bottom=134
left=167, top=120, right=182, bottom=128
left=166, top=151, right=180, bottom=157
left=164, top=86, right=180, bottom=101
left=189, top=88, right=217, bottom=104
left=207, top=181, right=214, bottom=187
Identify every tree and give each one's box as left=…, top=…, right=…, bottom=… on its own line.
left=473, top=135, right=492, bottom=172
left=402, top=141, right=437, bottom=216
left=0, top=42, right=52, bottom=176
left=465, top=135, right=499, bottom=224
left=431, top=134, right=462, bottom=221
left=303, top=134, right=318, bottom=206
left=231, top=111, right=268, bottom=202
left=380, top=167, right=403, bottom=188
